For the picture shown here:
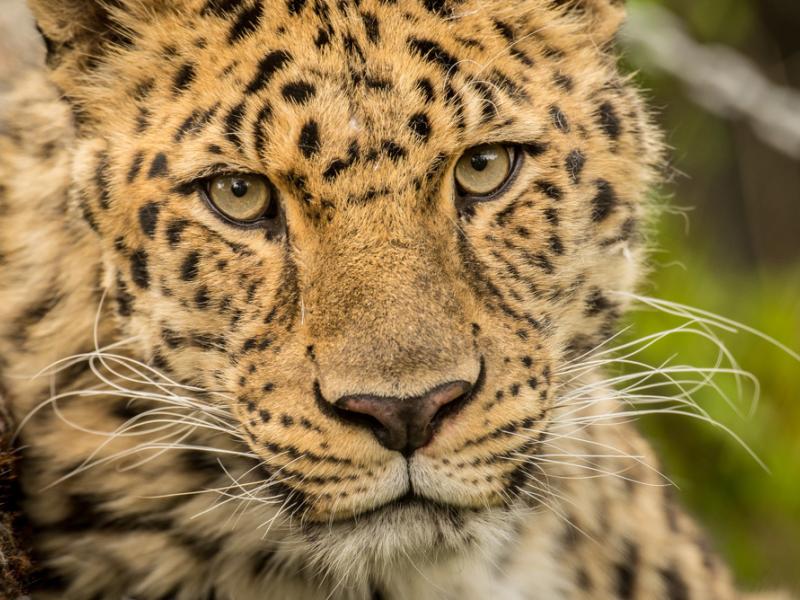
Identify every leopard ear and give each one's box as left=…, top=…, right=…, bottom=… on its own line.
left=28, top=0, right=126, bottom=65
left=27, top=0, right=173, bottom=74
left=553, top=0, right=627, bottom=45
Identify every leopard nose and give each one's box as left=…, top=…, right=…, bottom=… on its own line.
left=334, top=381, right=473, bottom=456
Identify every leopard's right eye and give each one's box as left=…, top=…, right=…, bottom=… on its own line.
left=454, top=144, right=516, bottom=199
left=204, top=173, right=278, bottom=225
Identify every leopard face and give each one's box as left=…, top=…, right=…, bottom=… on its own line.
left=30, top=0, right=659, bottom=563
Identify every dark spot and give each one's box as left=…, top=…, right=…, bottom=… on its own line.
left=229, top=3, right=264, bottom=43
left=365, top=76, right=392, bottom=91
left=548, top=234, right=564, bottom=255
left=127, top=151, right=145, bottom=183
left=281, top=81, right=316, bottom=104
left=138, top=202, right=160, bottom=238
left=281, top=414, right=294, bottom=427
left=130, top=250, right=149, bottom=289
left=382, top=140, right=406, bottom=161
left=224, top=102, right=247, bottom=150
left=408, top=38, right=459, bottom=74
left=615, top=541, right=639, bottom=599
left=202, top=0, right=247, bottom=16
left=661, top=567, right=689, bottom=600
left=195, top=286, right=210, bottom=309
left=550, top=105, right=570, bottom=132
left=247, top=50, right=293, bottom=95
left=535, top=180, right=562, bottom=201
left=299, top=120, right=321, bottom=158
left=315, top=26, right=331, bottom=48
left=591, top=179, right=617, bottom=222
left=361, top=11, right=380, bottom=43
left=565, top=150, right=585, bottom=184
left=416, top=78, right=435, bottom=103
left=598, top=101, right=621, bottom=140
left=166, top=219, right=189, bottom=246
left=553, top=71, right=573, bottom=91
left=585, top=288, right=611, bottom=316
left=173, top=62, right=196, bottom=93
left=407, top=112, right=431, bottom=142
left=492, top=18, right=514, bottom=41
left=148, top=153, right=169, bottom=179
left=181, top=252, right=201, bottom=281
left=287, top=0, right=307, bottom=15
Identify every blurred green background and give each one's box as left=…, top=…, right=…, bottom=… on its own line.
left=620, top=0, right=800, bottom=592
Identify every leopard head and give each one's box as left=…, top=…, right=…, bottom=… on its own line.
left=30, top=0, right=660, bottom=570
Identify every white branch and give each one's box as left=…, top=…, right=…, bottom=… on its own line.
left=622, top=3, right=800, bottom=159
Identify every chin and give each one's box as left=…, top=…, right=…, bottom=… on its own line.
left=294, top=496, right=526, bottom=586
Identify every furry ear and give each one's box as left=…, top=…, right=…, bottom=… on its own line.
left=553, top=0, right=627, bottom=44
left=27, top=0, right=171, bottom=71
left=28, top=0, right=127, bottom=64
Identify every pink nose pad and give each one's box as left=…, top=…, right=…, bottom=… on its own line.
left=334, top=380, right=473, bottom=456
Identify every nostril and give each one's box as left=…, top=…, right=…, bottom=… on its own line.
left=332, top=404, right=389, bottom=439
left=429, top=389, right=472, bottom=433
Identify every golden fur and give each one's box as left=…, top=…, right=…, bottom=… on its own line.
left=0, top=0, right=787, bottom=598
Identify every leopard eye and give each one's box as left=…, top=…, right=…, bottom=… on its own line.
left=454, top=144, right=516, bottom=198
left=206, top=174, right=276, bottom=224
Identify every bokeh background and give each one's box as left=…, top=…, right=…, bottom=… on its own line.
left=620, top=0, right=800, bottom=592
left=1, top=0, right=798, bottom=593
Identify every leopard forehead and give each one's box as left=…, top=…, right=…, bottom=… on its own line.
left=41, top=0, right=661, bottom=526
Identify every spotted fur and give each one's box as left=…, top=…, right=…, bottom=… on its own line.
left=0, top=0, right=787, bottom=598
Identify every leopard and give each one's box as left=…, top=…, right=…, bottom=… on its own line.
left=0, top=0, right=790, bottom=598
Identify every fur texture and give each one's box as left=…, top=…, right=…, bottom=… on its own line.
left=0, top=0, right=785, bottom=598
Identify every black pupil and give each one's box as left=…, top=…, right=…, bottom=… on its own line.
left=470, top=153, right=490, bottom=171
left=231, top=179, right=249, bottom=198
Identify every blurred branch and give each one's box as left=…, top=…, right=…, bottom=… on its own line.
left=622, top=3, right=800, bottom=160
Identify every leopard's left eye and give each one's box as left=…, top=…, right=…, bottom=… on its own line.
left=454, top=144, right=516, bottom=198
left=205, top=173, right=277, bottom=225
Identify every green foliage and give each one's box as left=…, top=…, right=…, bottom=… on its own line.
left=626, top=217, right=800, bottom=590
